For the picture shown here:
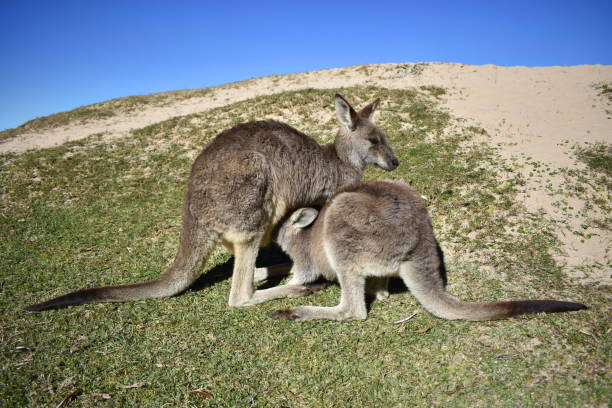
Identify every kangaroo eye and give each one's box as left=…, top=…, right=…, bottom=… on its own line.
left=368, top=138, right=379, bottom=145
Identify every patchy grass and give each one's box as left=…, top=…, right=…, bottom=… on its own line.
left=594, top=82, right=612, bottom=100
left=511, top=141, right=611, bottom=283
left=560, top=142, right=612, bottom=233
left=594, top=82, right=612, bottom=117
left=575, top=141, right=612, bottom=177
left=0, top=107, right=115, bottom=142
left=1, top=87, right=608, bottom=407
left=419, top=85, right=447, bottom=99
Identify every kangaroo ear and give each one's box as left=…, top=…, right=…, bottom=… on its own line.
left=359, top=98, right=380, bottom=120
left=335, top=94, right=358, bottom=131
left=290, top=208, right=319, bottom=229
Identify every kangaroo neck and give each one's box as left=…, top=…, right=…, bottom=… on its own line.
left=326, top=132, right=364, bottom=181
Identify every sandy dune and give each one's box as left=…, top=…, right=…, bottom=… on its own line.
left=1, top=63, right=610, bottom=284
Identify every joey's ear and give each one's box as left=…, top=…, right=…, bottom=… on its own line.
left=335, top=94, right=358, bottom=131
left=358, top=98, right=380, bottom=120
left=290, top=208, right=319, bottom=229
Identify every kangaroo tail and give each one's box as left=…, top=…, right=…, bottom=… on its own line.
left=399, top=261, right=587, bottom=321
left=23, top=274, right=199, bottom=312
left=418, top=295, right=586, bottom=321
left=24, top=202, right=215, bottom=312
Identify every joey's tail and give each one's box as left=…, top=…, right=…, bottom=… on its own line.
left=399, top=261, right=587, bottom=321
left=24, top=204, right=215, bottom=312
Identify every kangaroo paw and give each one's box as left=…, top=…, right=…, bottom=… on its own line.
left=375, top=290, right=390, bottom=300
left=306, top=281, right=331, bottom=293
left=272, top=309, right=302, bottom=320
left=286, top=285, right=314, bottom=298
left=254, top=267, right=269, bottom=282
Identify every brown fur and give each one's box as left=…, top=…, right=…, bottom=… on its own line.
left=273, top=181, right=587, bottom=321
left=24, top=95, right=398, bottom=312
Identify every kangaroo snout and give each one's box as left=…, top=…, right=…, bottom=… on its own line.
left=378, top=143, right=399, bottom=170
left=379, top=155, right=399, bottom=171
left=389, top=157, right=400, bottom=170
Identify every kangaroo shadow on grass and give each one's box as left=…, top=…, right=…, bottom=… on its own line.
left=189, top=243, right=292, bottom=292
left=190, top=241, right=448, bottom=312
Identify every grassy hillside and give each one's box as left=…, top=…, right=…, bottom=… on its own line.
left=1, top=87, right=608, bottom=407
left=0, top=87, right=215, bottom=142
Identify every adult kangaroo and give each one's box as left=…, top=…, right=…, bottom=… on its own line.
left=273, top=180, right=587, bottom=321
left=24, top=95, right=398, bottom=311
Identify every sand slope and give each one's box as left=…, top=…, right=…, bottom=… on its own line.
left=1, top=63, right=610, bottom=283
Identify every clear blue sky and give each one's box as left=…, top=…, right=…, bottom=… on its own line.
left=1, top=0, right=610, bottom=131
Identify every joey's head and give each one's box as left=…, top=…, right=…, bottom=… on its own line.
left=334, top=94, right=399, bottom=172
left=277, top=207, right=319, bottom=255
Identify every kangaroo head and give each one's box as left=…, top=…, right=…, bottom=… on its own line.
left=334, top=94, right=399, bottom=171
left=277, top=207, right=319, bottom=252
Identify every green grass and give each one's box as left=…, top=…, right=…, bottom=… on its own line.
left=1, top=87, right=609, bottom=407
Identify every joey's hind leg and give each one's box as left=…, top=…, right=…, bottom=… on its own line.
left=246, top=267, right=327, bottom=305
left=366, top=277, right=389, bottom=300
left=274, top=271, right=367, bottom=321
left=252, top=266, right=329, bottom=301
left=254, top=263, right=292, bottom=282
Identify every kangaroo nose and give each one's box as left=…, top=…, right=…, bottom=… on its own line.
left=391, top=158, right=399, bottom=168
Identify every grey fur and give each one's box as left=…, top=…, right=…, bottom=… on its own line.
left=274, top=181, right=587, bottom=321
left=24, top=95, right=399, bottom=312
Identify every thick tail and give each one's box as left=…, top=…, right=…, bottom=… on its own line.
left=420, top=296, right=586, bottom=321
left=399, top=261, right=587, bottom=321
left=23, top=275, right=196, bottom=312
left=24, top=204, right=215, bottom=312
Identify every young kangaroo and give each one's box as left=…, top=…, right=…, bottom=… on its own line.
left=273, top=180, right=587, bottom=321
left=24, top=95, right=399, bottom=312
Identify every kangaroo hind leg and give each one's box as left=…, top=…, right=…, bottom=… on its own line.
left=254, top=263, right=292, bottom=282
left=274, top=269, right=367, bottom=321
